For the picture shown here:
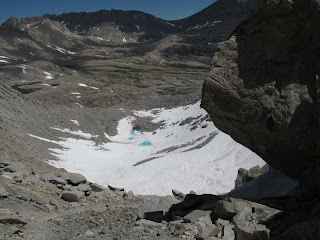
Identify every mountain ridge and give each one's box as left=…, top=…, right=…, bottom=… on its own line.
left=2, top=0, right=258, bottom=45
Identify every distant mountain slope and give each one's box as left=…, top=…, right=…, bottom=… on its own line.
left=0, top=0, right=258, bottom=63
left=49, top=10, right=176, bottom=43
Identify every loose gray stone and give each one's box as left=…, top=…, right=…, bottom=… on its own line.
left=61, top=190, right=85, bottom=202
left=169, top=220, right=184, bottom=225
left=77, top=183, right=91, bottom=192
left=197, top=224, right=221, bottom=239
left=223, top=223, right=235, bottom=240
left=108, top=185, right=124, bottom=191
left=235, top=168, right=250, bottom=188
left=137, top=196, right=180, bottom=222
left=71, top=203, right=81, bottom=208
left=2, top=163, right=24, bottom=173
left=233, top=208, right=270, bottom=240
left=40, top=172, right=56, bottom=182
left=136, top=219, right=165, bottom=228
left=23, top=175, right=40, bottom=185
left=45, top=203, right=55, bottom=211
left=234, top=220, right=269, bottom=240
left=214, top=198, right=281, bottom=224
left=0, top=216, right=27, bottom=225
left=62, top=184, right=75, bottom=191
left=85, top=230, right=95, bottom=237
left=90, top=183, right=105, bottom=192
left=50, top=199, right=60, bottom=207
left=10, top=225, right=20, bottom=234
left=61, top=191, right=79, bottom=202
left=2, top=172, right=24, bottom=181
left=49, top=177, right=68, bottom=185
left=0, top=186, right=8, bottom=198
left=183, top=210, right=212, bottom=224
left=0, top=160, right=11, bottom=168
left=216, top=218, right=230, bottom=227
left=127, top=190, right=135, bottom=200
left=61, top=172, right=86, bottom=185
left=172, top=189, right=186, bottom=200
left=16, top=169, right=32, bottom=178
left=248, top=165, right=264, bottom=179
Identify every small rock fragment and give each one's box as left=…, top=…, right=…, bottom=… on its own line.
left=248, top=165, right=264, bottom=179
left=0, top=186, right=8, bottom=198
left=233, top=207, right=270, bottom=240
left=0, top=216, right=27, bottom=225
left=49, top=177, right=68, bottom=185
left=172, top=189, right=186, bottom=200
left=108, top=185, right=124, bottom=191
left=61, top=172, right=86, bottom=185
left=85, top=230, right=95, bottom=237
left=77, top=183, right=91, bottom=192
left=10, top=225, right=20, bottom=234
left=183, top=210, right=212, bottom=224
left=197, top=224, right=221, bottom=239
left=90, top=183, right=105, bottom=192
left=61, top=190, right=84, bottom=202
left=136, top=219, right=165, bottom=228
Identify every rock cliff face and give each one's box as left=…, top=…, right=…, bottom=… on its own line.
left=202, top=0, right=320, bottom=181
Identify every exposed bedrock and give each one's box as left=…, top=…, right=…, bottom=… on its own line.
left=202, top=0, right=320, bottom=188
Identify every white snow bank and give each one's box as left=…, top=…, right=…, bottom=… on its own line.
left=0, top=60, right=9, bottom=63
left=186, top=20, right=222, bottom=32
left=78, top=83, right=88, bottom=87
left=0, top=56, right=10, bottom=59
left=47, top=45, right=76, bottom=55
left=165, top=22, right=176, bottom=27
left=50, top=127, right=97, bottom=139
left=43, top=71, right=53, bottom=79
left=78, top=83, right=99, bottom=90
left=30, top=101, right=265, bottom=196
left=16, top=65, right=27, bottom=74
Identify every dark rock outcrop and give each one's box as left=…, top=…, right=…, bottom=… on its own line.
left=202, top=0, right=320, bottom=188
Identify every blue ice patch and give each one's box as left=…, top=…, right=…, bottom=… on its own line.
left=139, top=140, right=152, bottom=146
left=129, top=129, right=143, bottom=140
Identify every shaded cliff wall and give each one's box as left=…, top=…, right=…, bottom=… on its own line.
left=202, top=0, right=320, bottom=181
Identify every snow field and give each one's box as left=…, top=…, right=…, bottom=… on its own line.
left=30, top=101, right=265, bottom=195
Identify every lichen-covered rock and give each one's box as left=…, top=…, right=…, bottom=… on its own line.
left=202, top=0, right=320, bottom=185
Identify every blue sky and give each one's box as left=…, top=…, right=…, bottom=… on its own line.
left=0, top=0, right=216, bottom=24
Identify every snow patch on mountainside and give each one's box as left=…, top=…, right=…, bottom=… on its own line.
left=29, top=101, right=265, bottom=196
left=47, top=45, right=76, bottom=55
